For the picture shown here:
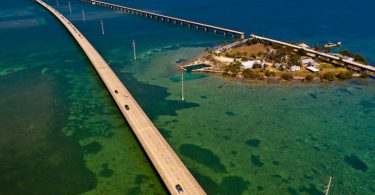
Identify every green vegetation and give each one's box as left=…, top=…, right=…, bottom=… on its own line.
left=321, top=72, right=335, bottom=81
left=340, top=49, right=351, bottom=57
left=360, top=72, right=369, bottom=78
left=353, top=53, right=367, bottom=64
left=287, top=54, right=301, bottom=66
left=264, top=69, right=275, bottom=77
left=297, top=49, right=307, bottom=56
left=224, top=61, right=241, bottom=77
left=339, top=50, right=367, bottom=64
left=246, top=38, right=258, bottom=45
left=252, top=62, right=263, bottom=69
left=242, top=69, right=264, bottom=79
left=336, top=71, right=353, bottom=79
left=212, top=40, right=370, bottom=83
left=281, top=73, right=293, bottom=81
left=305, top=74, right=314, bottom=82
left=271, top=43, right=282, bottom=50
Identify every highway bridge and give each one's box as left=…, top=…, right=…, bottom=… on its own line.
left=81, top=0, right=245, bottom=39
left=35, top=0, right=206, bottom=194
left=251, top=34, right=375, bottom=73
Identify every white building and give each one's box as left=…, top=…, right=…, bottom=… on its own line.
left=300, top=58, right=319, bottom=67
left=290, top=65, right=301, bottom=72
left=242, top=60, right=265, bottom=69
left=306, top=66, right=320, bottom=73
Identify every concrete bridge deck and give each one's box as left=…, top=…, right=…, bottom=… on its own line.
left=251, top=34, right=375, bottom=73
left=35, top=0, right=206, bottom=194
left=81, top=0, right=245, bottom=39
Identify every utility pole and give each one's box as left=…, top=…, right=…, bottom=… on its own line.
left=82, top=9, right=86, bottom=21
left=100, top=19, right=104, bottom=35
left=132, top=40, right=137, bottom=60
left=68, top=1, right=72, bottom=14
left=181, top=73, right=184, bottom=101
left=324, top=176, right=333, bottom=195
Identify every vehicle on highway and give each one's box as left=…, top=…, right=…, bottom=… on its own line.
left=114, top=90, right=118, bottom=94
left=125, top=105, right=130, bottom=110
left=175, top=184, right=184, bottom=194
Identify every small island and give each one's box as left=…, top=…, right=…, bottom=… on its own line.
left=181, top=35, right=372, bottom=82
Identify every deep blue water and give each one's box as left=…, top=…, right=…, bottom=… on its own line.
left=106, top=0, right=375, bottom=64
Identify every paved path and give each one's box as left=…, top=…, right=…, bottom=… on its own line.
left=35, top=1, right=206, bottom=194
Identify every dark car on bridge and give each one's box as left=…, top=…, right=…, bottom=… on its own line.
left=125, top=105, right=130, bottom=110
left=175, top=184, right=184, bottom=194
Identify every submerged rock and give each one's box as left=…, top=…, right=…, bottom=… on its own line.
left=344, top=154, right=368, bottom=172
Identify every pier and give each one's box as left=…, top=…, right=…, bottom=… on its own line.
left=35, top=0, right=206, bottom=194
left=251, top=34, right=375, bottom=73
left=80, top=0, right=245, bottom=39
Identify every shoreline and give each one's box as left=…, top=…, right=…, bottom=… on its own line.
left=182, top=61, right=369, bottom=84
left=179, top=41, right=373, bottom=84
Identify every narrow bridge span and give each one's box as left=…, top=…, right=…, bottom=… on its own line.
left=81, top=0, right=245, bottom=39
left=251, top=34, right=375, bottom=73
left=35, top=0, right=206, bottom=194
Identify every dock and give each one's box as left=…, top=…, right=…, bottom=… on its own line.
left=80, top=0, right=245, bottom=39
left=35, top=0, right=206, bottom=194
left=251, top=34, right=375, bottom=73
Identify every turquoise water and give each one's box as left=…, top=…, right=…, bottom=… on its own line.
left=1, top=0, right=374, bottom=194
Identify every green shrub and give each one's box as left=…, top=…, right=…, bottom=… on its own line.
left=353, top=53, right=367, bottom=64
left=305, top=74, right=314, bottom=82
left=264, top=70, right=275, bottom=77
left=242, top=69, right=263, bottom=79
left=336, top=71, right=353, bottom=79
left=253, top=63, right=263, bottom=69
left=281, top=73, right=293, bottom=81
left=224, top=62, right=241, bottom=75
left=340, top=50, right=352, bottom=57
left=247, top=38, right=258, bottom=45
left=297, top=49, right=307, bottom=56
left=287, top=54, right=302, bottom=66
left=321, top=72, right=335, bottom=81
left=360, top=72, right=369, bottom=78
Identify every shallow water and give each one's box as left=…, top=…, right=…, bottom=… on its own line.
left=1, top=0, right=374, bottom=194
